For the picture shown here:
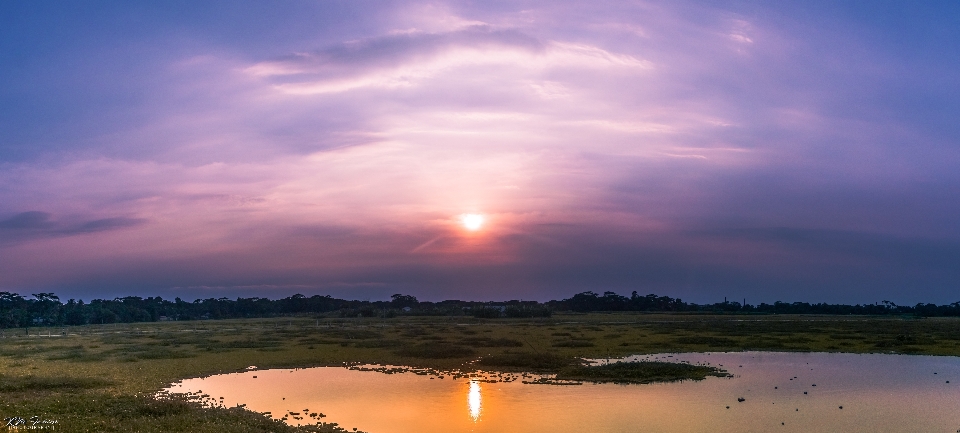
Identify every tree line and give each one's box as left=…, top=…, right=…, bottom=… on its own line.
left=550, top=291, right=960, bottom=317
left=1, top=290, right=958, bottom=328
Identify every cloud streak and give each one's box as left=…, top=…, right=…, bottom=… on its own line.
left=0, top=211, right=147, bottom=245
left=247, top=26, right=648, bottom=95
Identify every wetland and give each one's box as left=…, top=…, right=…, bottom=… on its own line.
left=1, top=313, right=960, bottom=432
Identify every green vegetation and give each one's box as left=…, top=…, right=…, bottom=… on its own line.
left=0, top=391, right=349, bottom=433
left=0, top=374, right=111, bottom=392
left=555, top=361, right=729, bottom=384
left=4, top=290, right=959, bottom=331
left=394, top=342, right=476, bottom=358
left=475, top=351, right=574, bottom=370
left=2, top=313, right=960, bottom=432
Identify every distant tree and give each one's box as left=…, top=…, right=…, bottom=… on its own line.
left=391, top=294, right=419, bottom=309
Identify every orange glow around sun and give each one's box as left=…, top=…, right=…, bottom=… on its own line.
left=460, top=213, right=485, bottom=231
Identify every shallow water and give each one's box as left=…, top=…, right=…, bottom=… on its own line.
left=168, top=352, right=960, bottom=433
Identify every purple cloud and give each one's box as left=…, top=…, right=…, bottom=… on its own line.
left=1, top=1, right=958, bottom=303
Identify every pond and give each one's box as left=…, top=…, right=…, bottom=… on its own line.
left=167, top=352, right=960, bottom=433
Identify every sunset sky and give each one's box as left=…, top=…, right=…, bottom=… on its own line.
left=2, top=1, right=959, bottom=303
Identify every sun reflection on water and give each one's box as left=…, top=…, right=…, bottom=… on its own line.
left=468, top=380, right=482, bottom=422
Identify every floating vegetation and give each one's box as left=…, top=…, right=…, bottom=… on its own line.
left=347, top=364, right=526, bottom=383
left=551, top=361, right=730, bottom=384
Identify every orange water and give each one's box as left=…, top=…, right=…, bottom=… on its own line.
left=168, top=352, right=960, bottom=433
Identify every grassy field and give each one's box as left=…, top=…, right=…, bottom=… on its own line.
left=2, top=312, right=960, bottom=432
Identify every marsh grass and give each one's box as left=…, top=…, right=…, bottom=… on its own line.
left=552, top=339, right=595, bottom=348
left=476, top=352, right=574, bottom=370
left=201, top=339, right=283, bottom=350
left=555, top=361, right=729, bottom=384
left=0, top=391, right=356, bottom=433
left=459, top=337, right=523, bottom=347
left=320, top=329, right=382, bottom=340
left=124, top=347, right=196, bottom=360
left=672, top=336, right=737, bottom=346
left=394, top=343, right=475, bottom=359
left=46, top=347, right=108, bottom=362
left=352, top=340, right=402, bottom=348
left=0, top=374, right=112, bottom=391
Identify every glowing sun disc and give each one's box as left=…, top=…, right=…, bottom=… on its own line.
left=461, top=214, right=485, bottom=231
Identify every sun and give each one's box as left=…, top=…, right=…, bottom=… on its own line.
left=460, top=213, right=485, bottom=231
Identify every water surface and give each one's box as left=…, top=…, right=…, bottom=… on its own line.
left=169, top=352, right=960, bottom=433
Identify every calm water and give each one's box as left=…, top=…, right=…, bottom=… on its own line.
left=168, top=352, right=960, bottom=433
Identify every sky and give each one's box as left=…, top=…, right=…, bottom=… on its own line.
left=1, top=1, right=959, bottom=304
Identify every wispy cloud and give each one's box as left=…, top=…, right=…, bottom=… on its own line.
left=247, top=26, right=648, bottom=95
left=0, top=211, right=147, bottom=245
left=1, top=1, right=958, bottom=302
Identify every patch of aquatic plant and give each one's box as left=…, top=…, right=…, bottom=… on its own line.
left=394, top=343, right=476, bottom=359
left=348, top=365, right=446, bottom=376
left=347, top=364, right=525, bottom=383
left=475, top=351, right=575, bottom=370
left=553, top=361, right=729, bottom=384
